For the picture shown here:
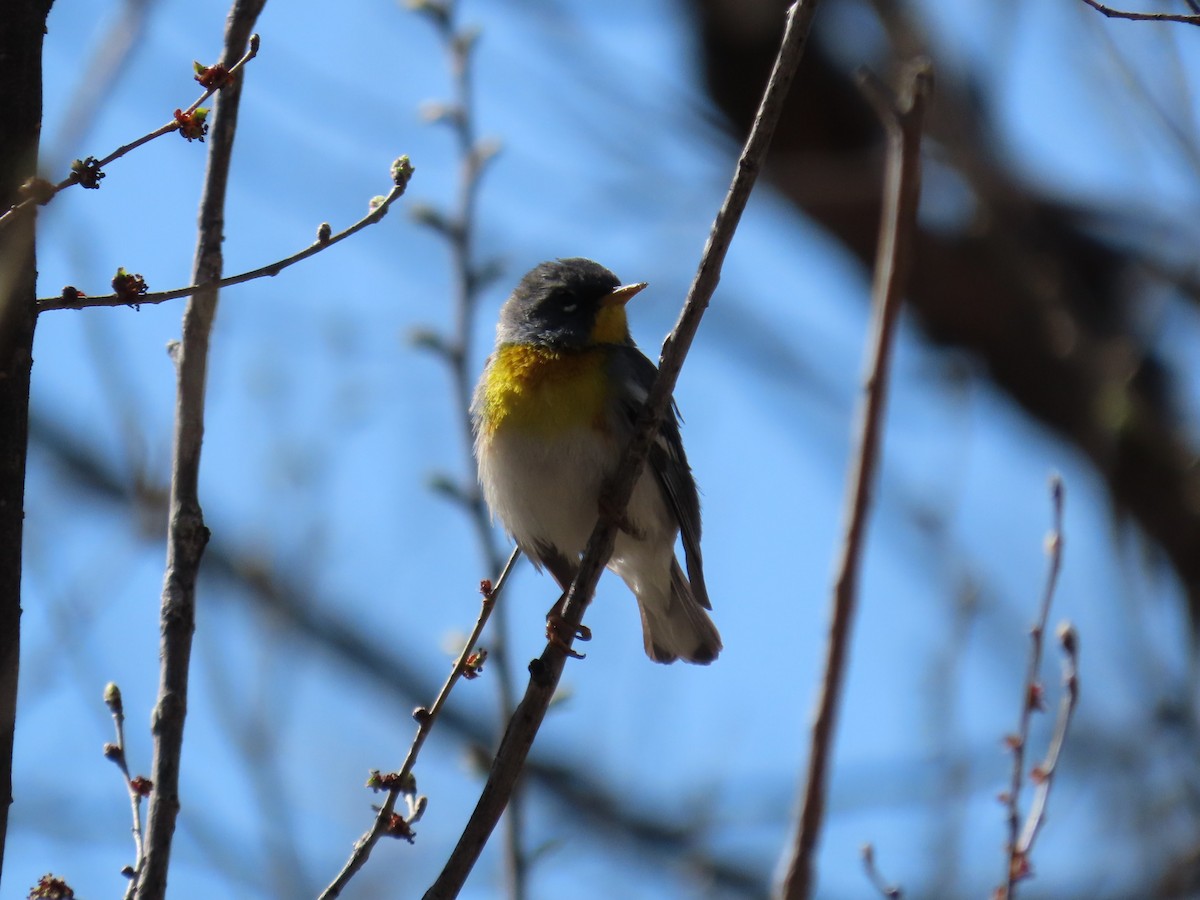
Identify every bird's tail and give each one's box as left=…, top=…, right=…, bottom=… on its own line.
left=636, top=561, right=722, bottom=665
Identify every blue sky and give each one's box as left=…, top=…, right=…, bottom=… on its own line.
left=9, top=1, right=1200, bottom=898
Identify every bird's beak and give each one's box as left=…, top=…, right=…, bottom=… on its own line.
left=604, top=282, right=648, bottom=306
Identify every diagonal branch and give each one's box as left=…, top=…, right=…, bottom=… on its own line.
left=1077, top=0, right=1200, bottom=25
left=423, top=3, right=818, bottom=896
left=36, top=160, right=412, bottom=313
left=0, top=33, right=261, bottom=231
left=778, top=58, right=933, bottom=900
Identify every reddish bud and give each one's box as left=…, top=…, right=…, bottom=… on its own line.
left=28, top=874, right=76, bottom=899
left=193, top=61, right=232, bottom=90
left=130, top=775, right=153, bottom=797
left=174, top=107, right=210, bottom=142
left=1027, top=682, right=1045, bottom=712
left=112, top=268, right=148, bottom=303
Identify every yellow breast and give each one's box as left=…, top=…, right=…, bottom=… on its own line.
left=477, top=344, right=609, bottom=438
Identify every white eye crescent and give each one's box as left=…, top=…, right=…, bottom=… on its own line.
left=561, top=303, right=577, bottom=313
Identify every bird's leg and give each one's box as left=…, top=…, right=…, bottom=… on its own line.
left=546, top=591, right=591, bottom=658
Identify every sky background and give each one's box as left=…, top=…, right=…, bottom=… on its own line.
left=8, top=1, right=1200, bottom=898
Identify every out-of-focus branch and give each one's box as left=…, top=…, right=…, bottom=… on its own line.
left=424, top=3, right=817, bottom=896
left=0, top=34, right=260, bottom=231
left=692, top=0, right=1200, bottom=632
left=778, top=59, right=931, bottom=900
left=1016, top=624, right=1080, bottom=861
left=0, top=0, right=55, bottom=881
left=406, top=0, right=525, bottom=893
left=37, top=160, right=412, bottom=312
left=999, top=479, right=1078, bottom=899
left=135, top=4, right=265, bottom=898
left=861, top=843, right=902, bottom=899
left=1077, top=0, right=1200, bottom=25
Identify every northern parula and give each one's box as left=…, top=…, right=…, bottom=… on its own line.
left=471, top=258, right=721, bottom=664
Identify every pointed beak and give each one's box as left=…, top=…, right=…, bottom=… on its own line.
left=603, top=282, right=648, bottom=307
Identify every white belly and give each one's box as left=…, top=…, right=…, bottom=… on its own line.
left=477, top=426, right=675, bottom=571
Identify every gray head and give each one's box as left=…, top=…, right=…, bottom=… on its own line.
left=495, top=258, right=646, bottom=349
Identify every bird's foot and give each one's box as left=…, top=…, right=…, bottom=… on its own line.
left=546, top=611, right=591, bottom=659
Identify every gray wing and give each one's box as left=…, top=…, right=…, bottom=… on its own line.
left=609, top=346, right=710, bottom=609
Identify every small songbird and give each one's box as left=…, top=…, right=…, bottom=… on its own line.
left=471, top=258, right=721, bottom=664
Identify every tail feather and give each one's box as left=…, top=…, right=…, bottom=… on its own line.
left=636, top=561, right=722, bottom=665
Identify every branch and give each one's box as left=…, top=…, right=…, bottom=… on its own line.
left=423, top=3, right=818, bottom=897
left=406, top=0, right=527, bottom=894
left=999, top=478, right=1071, bottom=898
left=1015, top=624, right=1080, bottom=860
left=134, top=3, right=266, bottom=897
left=0, top=34, right=261, bottom=231
left=100, top=684, right=150, bottom=900
left=778, top=58, right=933, bottom=900
left=36, top=158, right=413, bottom=312
left=318, top=550, right=519, bottom=899
left=861, top=843, right=902, bottom=899
left=1077, top=0, right=1200, bottom=24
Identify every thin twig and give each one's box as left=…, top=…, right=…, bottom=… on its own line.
left=36, top=160, right=413, bottom=312
left=423, top=4, right=817, bottom=897
left=1003, top=480, right=1070, bottom=897
left=1077, top=0, right=1200, bottom=24
left=134, top=4, right=265, bottom=898
left=861, top=844, right=902, bottom=899
left=101, top=683, right=149, bottom=899
left=0, top=34, right=261, bottom=231
left=1015, top=623, right=1080, bottom=857
left=778, top=59, right=932, bottom=900
left=318, top=549, right=520, bottom=900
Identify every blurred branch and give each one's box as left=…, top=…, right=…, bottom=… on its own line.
left=135, top=3, right=265, bottom=898
left=0, top=0, right=55, bottom=881
left=999, top=479, right=1077, bottom=899
left=45, top=0, right=160, bottom=166
left=694, top=0, right=1200, bottom=634
left=779, top=59, right=931, bottom=900
left=425, top=3, right=816, bottom=896
left=0, top=34, right=260, bottom=231
left=1077, top=0, right=1200, bottom=25
left=861, top=844, right=902, bottom=899
left=1017, top=624, right=1080, bottom=863
left=36, top=158, right=413, bottom=312
left=406, top=0, right=526, bottom=893
left=318, top=550, right=519, bottom=900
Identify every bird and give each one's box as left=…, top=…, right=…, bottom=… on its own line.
left=471, top=258, right=721, bottom=664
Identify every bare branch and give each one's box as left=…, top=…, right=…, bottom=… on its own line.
left=861, top=844, right=903, bottom=899
left=1077, top=0, right=1200, bottom=25
left=406, top=0, right=526, bottom=894
left=134, top=3, right=266, bottom=897
left=778, top=58, right=932, bottom=900
left=0, top=34, right=261, bottom=231
left=1016, top=623, right=1080, bottom=859
left=998, top=475, right=1075, bottom=897
left=101, top=683, right=149, bottom=900
left=423, top=3, right=819, bottom=897
left=36, top=159, right=413, bottom=312
left=318, top=550, right=520, bottom=899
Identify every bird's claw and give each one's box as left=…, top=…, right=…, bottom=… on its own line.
left=546, top=612, right=591, bottom=659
